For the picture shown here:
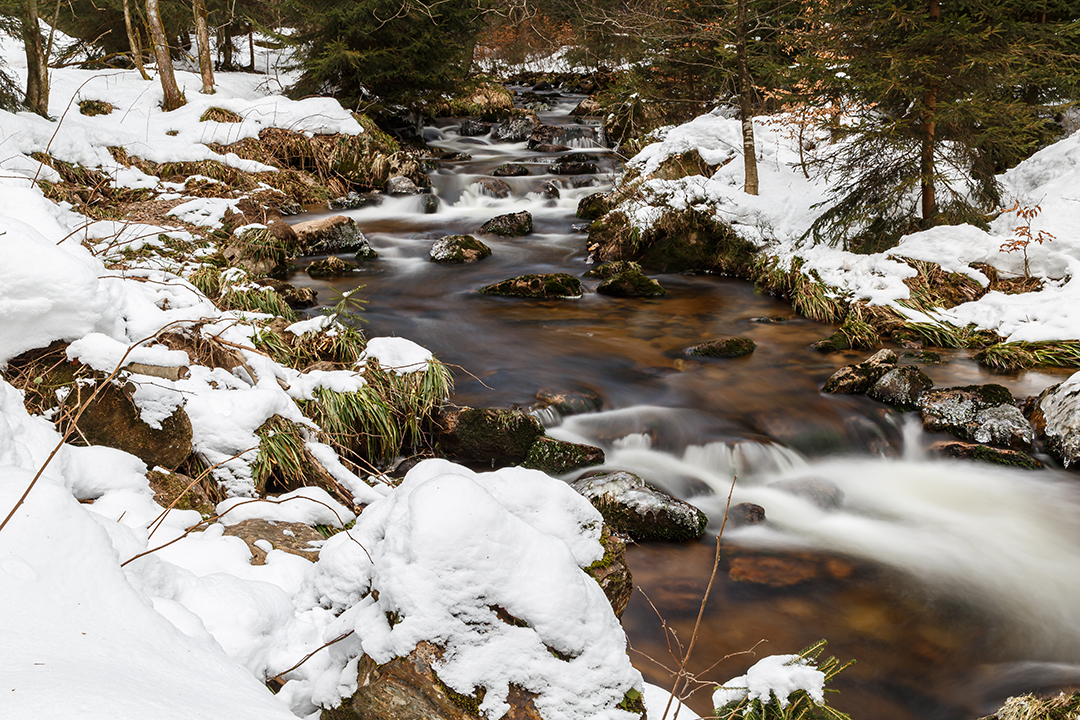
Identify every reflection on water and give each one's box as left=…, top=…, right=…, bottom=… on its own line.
left=289, top=91, right=1080, bottom=719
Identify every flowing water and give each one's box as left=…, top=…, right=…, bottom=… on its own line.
left=289, top=91, right=1080, bottom=718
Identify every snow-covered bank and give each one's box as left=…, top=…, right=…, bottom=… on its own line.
left=613, top=109, right=1080, bottom=343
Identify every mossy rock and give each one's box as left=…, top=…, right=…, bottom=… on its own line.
left=917, top=385, right=1033, bottom=450
left=534, top=388, right=604, bottom=416
left=687, top=336, right=755, bottom=358
left=550, top=161, right=598, bottom=175
left=596, top=268, right=666, bottom=298
left=436, top=406, right=545, bottom=466
left=822, top=349, right=899, bottom=394
left=492, top=163, right=530, bottom=177
left=147, top=469, right=215, bottom=516
left=582, top=260, right=641, bottom=279
left=479, top=273, right=584, bottom=299
left=585, top=526, right=633, bottom=618
left=929, top=441, right=1042, bottom=469
left=570, top=471, right=708, bottom=542
left=429, top=235, right=492, bottom=264
left=78, top=100, right=114, bottom=117
left=478, top=211, right=533, bottom=237
left=867, top=365, right=934, bottom=411
left=576, top=191, right=612, bottom=220
left=523, top=437, right=605, bottom=475
left=307, top=255, right=357, bottom=278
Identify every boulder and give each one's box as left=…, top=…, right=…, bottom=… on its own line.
left=728, top=502, right=766, bottom=527
left=221, top=518, right=325, bottom=565
left=492, top=115, right=540, bottom=143
left=1030, top=374, right=1080, bottom=467
left=293, top=215, right=376, bottom=257
left=538, top=181, right=560, bottom=200
left=917, top=384, right=1033, bottom=450
left=596, top=267, right=666, bottom=298
left=329, top=191, right=382, bottom=210
left=570, top=471, right=708, bottom=542
left=479, top=211, right=533, bottom=237
left=429, top=235, right=492, bottom=264
left=254, top=278, right=317, bottom=309
left=146, top=469, right=215, bottom=516
left=576, top=191, right=612, bottom=220
left=867, top=365, right=934, bottom=410
left=570, top=97, right=602, bottom=117
left=421, top=194, right=440, bottom=214
left=582, top=260, right=639, bottom=280
left=307, top=255, right=357, bottom=278
left=687, top=337, right=755, bottom=358
left=479, top=274, right=584, bottom=299
left=386, top=175, right=420, bottom=195
left=436, top=406, right=545, bottom=466
left=492, top=163, right=530, bottom=177
left=475, top=177, right=512, bottom=199
left=63, top=380, right=192, bottom=470
left=222, top=226, right=289, bottom=278
left=458, top=118, right=492, bottom=137
left=523, top=437, right=605, bottom=475
left=822, top=349, right=899, bottom=394
left=586, top=526, right=633, bottom=618
left=531, top=143, right=571, bottom=153
left=928, top=441, right=1042, bottom=469
left=550, top=161, right=598, bottom=175
left=535, top=388, right=604, bottom=416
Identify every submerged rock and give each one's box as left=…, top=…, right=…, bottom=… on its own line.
left=254, top=278, right=317, bottom=309
left=492, top=163, right=530, bottom=177
left=436, top=406, right=545, bottom=466
left=524, top=437, right=605, bottom=475
left=868, top=365, right=934, bottom=410
left=479, top=273, right=584, bottom=299
left=479, top=211, right=533, bottom=237
left=770, top=478, right=844, bottom=509
left=928, top=441, right=1042, bottom=469
left=1030, top=373, right=1080, bottom=467
left=918, top=385, right=1033, bottom=450
left=570, top=471, right=708, bottom=542
left=726, top=549, right=855, bottom=588
left=822, top=349, right=898, bottom=394
left=429, top=235, right=492, bottom=264
left=475, top=177, right=512, bottom=199
left=534, top=388, right=604, bottom=416
left=687, top=337, right=755, bottom=358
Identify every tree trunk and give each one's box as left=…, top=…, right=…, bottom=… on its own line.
left=193, top=0, right=214, bottom=94
left=21, top=0, right=49, bottom=117
left=920, top=0, right=940, bottom=223
left=146, top=0, right=185, bottom=111
left=736, top=0, right=759, bottom=195
left=248, top=24, right=255, bottom=71
left=123, top=0, right=151, bottom=80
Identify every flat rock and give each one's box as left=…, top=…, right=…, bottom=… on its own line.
left=822, top=349, right=899, bottom=394
left=221, top=518, right=325, bottom=565
left=570, top=471, right=708, bottom=542
left=479, top=273, right=584, bottom=298
left=928, top=440, right=1042, bottom=469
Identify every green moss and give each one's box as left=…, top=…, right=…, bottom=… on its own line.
left=479, top=273, right=584, bottom=298
left=617, top=688, right=646, bottom=715
left=596, top=269, right=667, bottom=298
left=687, top=337, right=756, bottom=358
left=523, top=437, right=604, bottom=475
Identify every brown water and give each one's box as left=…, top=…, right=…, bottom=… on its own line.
left=289, top=92, right=1080, bottom=719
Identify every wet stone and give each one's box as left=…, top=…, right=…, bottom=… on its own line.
left=475, top=177, right=512, bottom=199
left=386, top=175, right=420, bottom=195
left=550, top=161, right=598, bottom=175
left=868, top=365, right=934, bottom=410
left=770, top=478, right=844, bottom=510
left=307, top=255, right=357, bottom=278
left=570, top=470, right=709, bottom=542
left=535, top=387, right=604, bottom=416
left=596, top=267, right=666, bottom=298
left=479, top=273, right=584, bottom=299
left=1031, top=375, right=1080, bottom=467
left=457, top=118, right=491, bottom=137
left=523, top=437, right=605, bottom=475
left=538, top=181, right=560, bottom=200
left=478, top=211, right=533, bottom=237
left=687, top=337, right=755, bottom=358
left=429, top=235, right=492, bottom=264
left=493, top=115, right=539, bottom=143
left=728, top=502, right=766, bottom=527
left=929, top=441, right=1042, bottom=469
left=492, top=163, right=530, bottom=177
left=918, top=384, right=1033, bottom=450
left=822, top=349, right=899, bottom=394
left=576, top=191, right=611, bottom=220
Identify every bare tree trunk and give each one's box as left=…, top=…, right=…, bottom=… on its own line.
left=123, top=0, right=151, bottom=80
left=736, top=0, right=759, bottom=195
left=919, top=0, right=940, bottom=223
left=21, top=0, right=49, bottom=117
left=146, top=0, right=185, bottom=111
left=248, top=24, right=255, bottom=71
left=193, top=0, right=215, bottom=94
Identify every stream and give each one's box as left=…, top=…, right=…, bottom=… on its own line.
left=288, top=91, right=1080, bottom=719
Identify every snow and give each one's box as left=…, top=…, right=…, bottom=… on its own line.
left=711, top=654, right=826, bottom=710
left=359, top=336, right=434, bottom=374
left=216, top=487, right=356, bottom=528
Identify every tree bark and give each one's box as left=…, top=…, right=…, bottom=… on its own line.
left=146, top=0, right=185, bottom=111
left=123, top=0, right=151, bottom=80
left=920, top=0, right=940, bottom=223
left=21, top=0, right=49, bottom=117
left=736, top=0, right=759, bottom=195
left=193, top=0, right=215, bottom=94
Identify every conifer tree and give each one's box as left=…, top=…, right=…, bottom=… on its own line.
left=802, top=0, right=1080, bottom=251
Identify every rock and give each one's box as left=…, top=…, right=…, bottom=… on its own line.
left=726, top=549, right=855, bottom=587
left=221, top=519, right=325, bottom=565
left=386, top=175, right=420, bottom=195
left=550, top=161, right=598, bottom=175
left=329, top=192, right=382, bottom=210
left=324, top=641, right=547, bottom=720
left=1030, top=374, right=1080, bottom=467
left=492, top=115, right=540, bottom=143
left=928, top=441, right=1042, bottom=469
left=146, top=469, right=215, bottom=515
left=531, top=143, right=571, bottom=153
left=535, top=388, right=604, bottom=415
left=307, top=255, right=357, bottom=278
left=570, top=97, right=602, bottom=116
left=728, top=502, right=766, bottom=527
left=293, top=215, right=376, bottom=256
left=475, top=177, right=512, bottom=199
left=492, top=163, right=530, bottom=177
left=523, top=437, right=605, bottom=475
left=254, top=278, right=317, bottom=309
left=436, top=406, right=545, bottom=466
left=421, top=194, right=440, bottom=214
left=822, top=349, right=899, bottom=394
left=479, top=273, right=584, bottom=299
left=479, top=211, right=533, bottom=236
left=586, top=526, right=633, bottom=618
left=528, top=125, right=599, bottom=150
left=770, top=478, right=844, bottom=509
left=222, top=226, right=290, bottom=278
left=596, top=267, right=666, bottom=298
left=868, top=365, right=934, bottom=410
left=63, top=379, right=192, bottom=470
left=532, top=80, right=552, bottom=91
left=429, top=235, right=492, bottom=264
left=582, top=260, right=640, bottom=279
left=458, top=118, right=491, bottom=137
left=562, top=152, right=601, bottom=163
left=687, top=337, right=755, bottom=358
left=576, top=191, right=612, bottom=219
left=918, top=384, right=1033, bottom=450
left=749, top=316, right=788, bottom=323
left=538, top=181, right=560, bottom=200
left=570, top=471, right=708, bottom=542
